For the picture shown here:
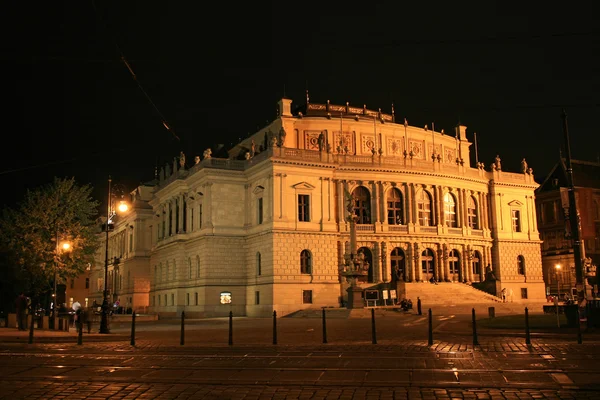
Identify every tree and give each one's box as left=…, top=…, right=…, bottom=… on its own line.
left=0, top=177, right=99, bottom=313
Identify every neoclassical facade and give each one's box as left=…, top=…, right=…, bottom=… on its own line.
left=93, top=97, right=546, bottom=317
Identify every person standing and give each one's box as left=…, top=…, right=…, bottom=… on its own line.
left=15, top=292, right=28, bottom=330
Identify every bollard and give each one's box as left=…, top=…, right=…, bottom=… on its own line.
left=472, top=308, right=479, bottom=346
left=272, top=310, right=278, bottom=345
left=228, top=311, right=233, bottom=346
left=371, top=308, right=377, bottom=344
left=428, top=309, right=433, bottom=346
left=28, top=314, right=34, bottom=344
left=77, top=321, right=83, bottom=345
left=322, top=308, right=328, bottom=344
left=130, top=312, right=136, bottom=346
left=525, top=307, right=531, bottom=345
left=576, top=307, right=582, bottom=344
left=180, top=311, right=185, bottom=346
left=417, top=297, right=422, bottom=316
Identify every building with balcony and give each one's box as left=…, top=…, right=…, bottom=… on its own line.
left=535, top=158, right=600, bottom=299
left=131, top=97, right=546, bottom=318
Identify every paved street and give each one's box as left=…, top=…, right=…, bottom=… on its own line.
left=1, top=307, right=599, bottom=399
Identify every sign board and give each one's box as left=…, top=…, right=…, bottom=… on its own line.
left=382, top=290, right=389, bottom=300
left=390, top=289, right=397, bottom=299
left=364, top=290, right=379, bottom=300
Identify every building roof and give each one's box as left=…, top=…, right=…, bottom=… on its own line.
left=536, top=158, right=600, bottom=193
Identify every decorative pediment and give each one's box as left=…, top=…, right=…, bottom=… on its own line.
left=253, top=185, right=265, bottom=195
left=508, top=200, right=523, bottom=207
left=292, top=182, right=316, bottom=190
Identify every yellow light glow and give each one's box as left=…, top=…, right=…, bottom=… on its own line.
left=61, top=242, right=71, bottom=251
left=117, top=201, right=129, bottom=213
left=555, top=264, right=561, bottom=270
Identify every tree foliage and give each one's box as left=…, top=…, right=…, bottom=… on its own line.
left=0, top=177, right=99, bottom=302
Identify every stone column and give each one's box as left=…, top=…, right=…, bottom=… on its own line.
left=437, top=186, right=444, bottom=226
left=204, top=183, right=213, bottom=229
left=373, top=242, right=381, bottom=282
left=462, top=189, right=468, bottom=227
left=178, top=194, right=185, bottom=233
left=466, top=245, right=473, bottom=282
left=411, top=184, right=418, bottom=224
left=381, top=241, right=388, bottom=282
left=371, top=181, right=379, bottom=224
left=405, top=183, right=412, bottom=225
left=441, top=243, right=449, bottom=281
left=414, top=242, right=421, bottom=282
left=336, top=180, right=345, bottom=228
left=405, top=243, right=412, bottom=282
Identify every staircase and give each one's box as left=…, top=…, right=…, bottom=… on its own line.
left=403, top=281, right=502, bottom=306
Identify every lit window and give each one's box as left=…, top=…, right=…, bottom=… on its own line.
left=512, top=209, right=522, bottom=232
left=417, top=190, right=433, bottom=226
left=387, top=188, right=403, bottom=225
left=444, top=193, right=457, bottom=227
left=220, top=291, right=232, bottom=304
left=467, top=196, right=478, bottom=229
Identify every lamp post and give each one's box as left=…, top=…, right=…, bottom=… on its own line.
left=99, top=176, right=128, bottom=334
left=555, top=264, right=561, bottom=328
left=52, top=237, right=71, bottom=325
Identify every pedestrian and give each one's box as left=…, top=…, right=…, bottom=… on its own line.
left=15, top=292, right=28, bottom=330
left=417, top=297, right=422, bottom=315
left=501, top=288, right=507, bottom=302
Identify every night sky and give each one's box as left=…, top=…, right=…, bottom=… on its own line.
left=2, top=2, right=599, bottom=209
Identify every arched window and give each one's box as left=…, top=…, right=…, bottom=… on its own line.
left=390, top=247, right=406, bottom=281
left=256, top=252, right=262, bottom=276
left=517, top=255, right=525, bottom=275
left=444, top=192, right=457, bottom=227
left=417, top=190, right=433, bottom=226
left=387, top=188, right=404, bottom=225
left=449, top=249, right=460, bottom=275
left=472, top=251, right=482, bottom=276
left=421, top=248, right=435, bottom=280
left=467, top=196, right=479, bottom=229
left=300, top=250, right=312, bottom=274
left=352, top=186, right=371, bottom=224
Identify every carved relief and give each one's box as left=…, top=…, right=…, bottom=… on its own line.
left=409, top=140, right=423, bottom=159
left=333, top=131, right=353, bottom=153
left=445, top=148, right=456, bottom=163
left=431, top=144, right=441, bottom=156
left=361, top=134, right=376, bottom=154
left=387, top=138, right=403, bottom=155
left=304, top=131, right=321, bottom=150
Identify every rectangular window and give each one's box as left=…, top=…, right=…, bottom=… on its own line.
left=85, top=278, right=89, bottom=289
left=255, top=291, right=260, bottom=305
left=152, top=296, right=155, bottom=306
left=171, top=293, right=175, bottom=306
left=158, top=296, right=161, bottom=306
left=258, top=197, right=264, bottom=224
left=186, top=293, right=190, bottom=306
left=298, top=194, right=310, bottom=222
left=302, top=290, right=313, bottom=304
left=511, top=209, right=522, bottom=232
left=520, top=288, right=528, bottom=299
left=164, top=294, right=167, bottom=305
left=191, top=208, right=194, bottom=231
left=199, top=204, right=203, bottom=229
left=194, top=292, right=198, bottom=305
left=129, top=230, right=134, bottom=252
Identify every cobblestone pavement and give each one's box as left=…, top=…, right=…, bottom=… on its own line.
left=1, top=309, right=598, bottom=399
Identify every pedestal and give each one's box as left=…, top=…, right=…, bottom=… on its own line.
left=347, top=286, right=364, bottom=309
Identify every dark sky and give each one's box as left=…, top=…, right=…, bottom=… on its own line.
left=2, top=1, right=599, bottom=209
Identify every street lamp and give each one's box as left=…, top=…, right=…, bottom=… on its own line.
left=555, top=264, right=561, bottom=328
left=99, top=176, right=128, bottom=334
left=52, top=238, right=72, bottom=322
